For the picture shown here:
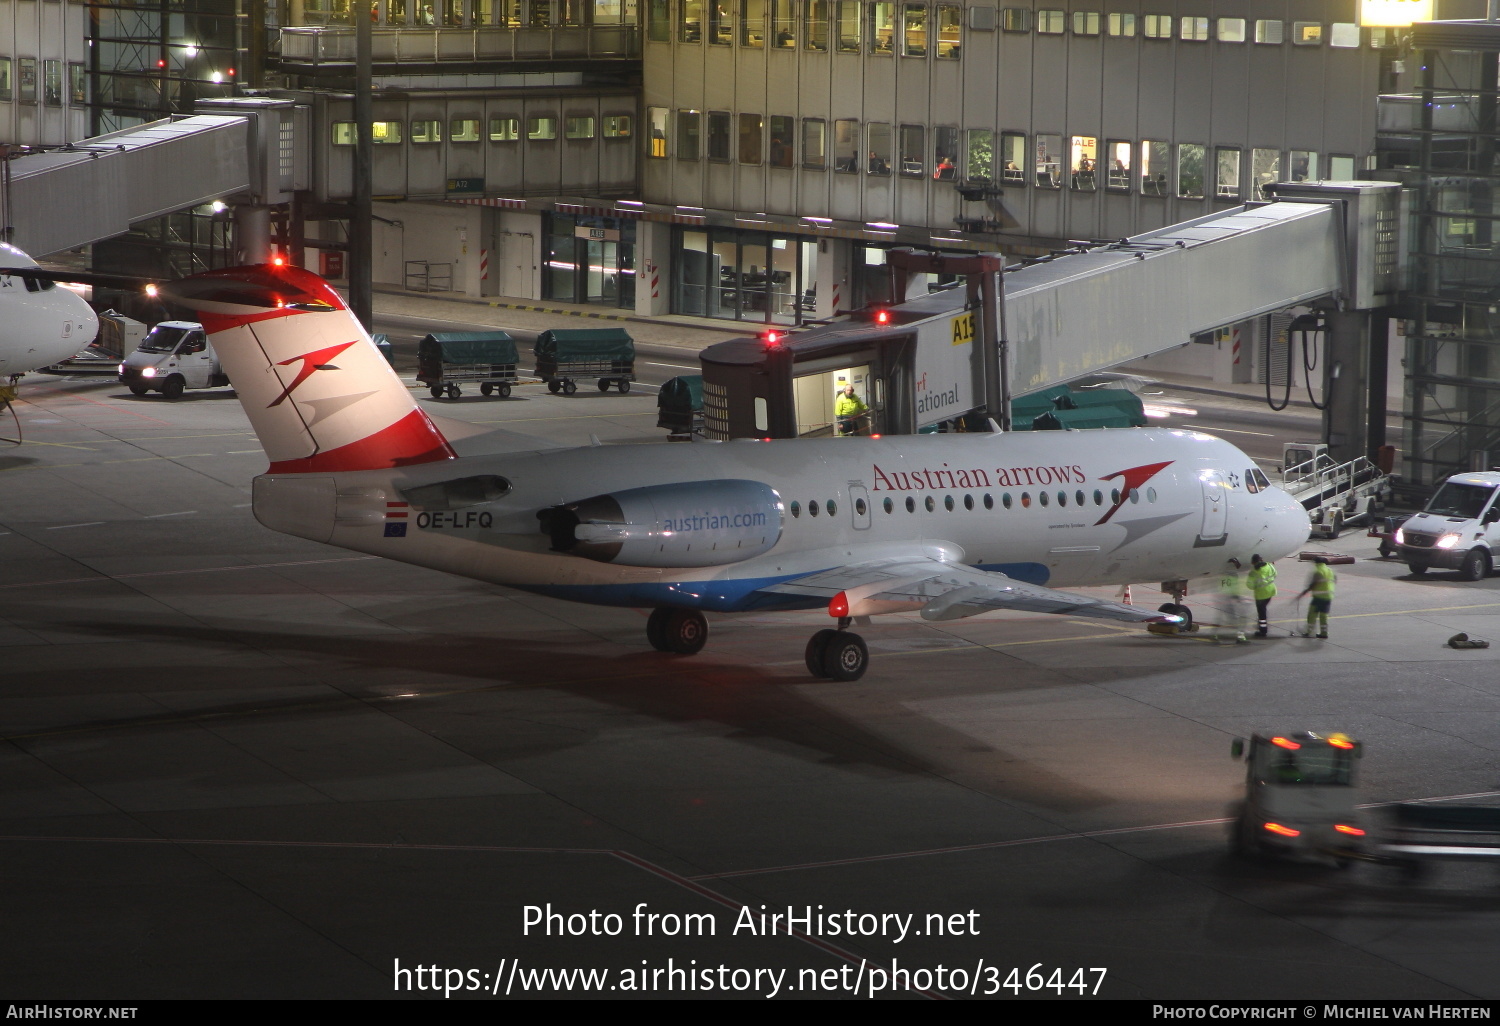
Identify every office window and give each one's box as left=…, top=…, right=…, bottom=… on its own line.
left=412, top=119, right=443, bottom=143
left=1035, top=132, right=1061, bottom=187
left=1107, top=12, right=1134, bottom=36
left=1217, top=18, right=1245, bottom=42
left=1255, top=20, right=1283, bottom=44
left=1251, top=148, right=1279, bottom=200
left=1329, top=154, right=1355, bottom=180
left=1290, top=149, right=1318, bottom=181
left=1179, top=16, right=1207, bottom=41
left=1369, top=27, right=1398, bottom=48
left=742, top=0, right=766, bottom=46
left=1069, top=136, right=1097, bottom=190
left=566, top=116, right=596, bottom=139
left=898, top=124, right=924, bottom=176
left=647, top=0, right=670, bottom=40
left=1143, top=14, right=1171, bottom=39
left=1292, top=22, right=1322, bottom=45
left=17, top=58, right=35, bottom=103
left=1215, top=147, right=1241, bottom=199
left=836, top=0, right=861, bottom=50
left=739, top=113, right=763, bottom=163
left=68, top=62, right=84, bottom=104
left=768, top=115, right=794, bottom=166
left=1036, top=10, right=1064, bottom=34
left=902, top=4, right=927, bottom=56
left=870, top=2, right=895, bottom=52
left=0, top=58, right=12, bottom=103
left=680, top=0, right=703, bottom=41
left=868, top=122, right=892, bottom=174
left=1001, top=7, right=1030, bottom=32
left=451, top=118, right=481, bottom=142
left=372, top=121, right=403, bottom=144
left=806, top=0, right=829, bottom=50
left=677, top=110, right=701, bottom=158
left=707, top=111, right=732, bottom=160
left=602, top=114, right=632, bottom=138
left=834, top=118, right=859, bottom=171
left=1072, top=11, right=1099, bottom=36
left=1000, top=131, right=1025, bottom=183
left=935, top=5, right=960, bottom=56
left=43, top=60, right=60, bottom=106
left=965, top=129, right=993, bottom=181
left=802, top=117, right=826, bottom=169
left=934, top=126, right=958, bottom=178
left=1330, top=23, right=1359, bottom=48
left=489, top=116, right=519, bottom=141
left=1177, top=143, right=1205, bottom=199
left=1104, top=139, right=1131, bottom=191
left=1141, top=140, right=1168, bottom=195
left=708, top=0, right=730, bottom=43
left=773, top=0, right=796, bottom=46
left=648, top=106, right=668, bottom=155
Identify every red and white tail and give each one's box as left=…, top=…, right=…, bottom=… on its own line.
left=165, top=263, right=455, bottom=474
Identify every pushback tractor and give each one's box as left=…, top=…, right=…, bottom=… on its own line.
left=1228, top=731, right=1366, bottom=865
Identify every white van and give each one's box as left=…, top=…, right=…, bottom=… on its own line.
left=1396, top=471, right=1500, bottom=580
left=118, top=321, right=229, bottom=399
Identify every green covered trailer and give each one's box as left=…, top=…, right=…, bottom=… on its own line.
left=533, top=328, right=635, bottom=395
left=417, top=332, right=519, bottom=399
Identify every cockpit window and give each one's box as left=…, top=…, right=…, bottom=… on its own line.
left=1425, top=482, right=1497, bottom=519
left=1252, top=468, right=1270, bottom=490
left=137, top=326, right=192, bottom=354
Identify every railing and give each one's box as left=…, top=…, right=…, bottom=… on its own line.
left=279, top=25, right=639, bottom=64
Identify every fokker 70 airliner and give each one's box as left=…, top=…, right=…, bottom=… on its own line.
left=165, top=263, right=1310, bottom=680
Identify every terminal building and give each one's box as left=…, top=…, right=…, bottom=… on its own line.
left=1, top=0, right=1499, bottom=483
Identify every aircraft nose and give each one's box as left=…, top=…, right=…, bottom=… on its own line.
left=1263, top=488, right=1311, bottom=559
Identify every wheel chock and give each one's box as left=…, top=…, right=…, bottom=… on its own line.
left=1447, top=632, right=1490, bottom=649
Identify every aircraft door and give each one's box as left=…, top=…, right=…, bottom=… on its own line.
left=848, top=483, right=871, bottom=530
left=1197, top=470, right=1228, bottom=547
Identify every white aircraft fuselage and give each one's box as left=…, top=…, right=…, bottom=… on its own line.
left=0, top=243, right=98, bottom=377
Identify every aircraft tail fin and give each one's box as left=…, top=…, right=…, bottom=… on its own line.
left=165, top=263, right=456, bottom=474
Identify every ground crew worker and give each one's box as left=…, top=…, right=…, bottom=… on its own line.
left=1247, top=553, right=1277, bottom=637
left=1297, top=556, right=1336, bottom=639
left=835, top=384, right=869, bottom=435
left=1217, top=561, right=1249, bottom=643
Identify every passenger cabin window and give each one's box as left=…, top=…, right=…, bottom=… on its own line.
left=565, top=116, right=595, bottom=140
left=602, top=115, right=632, bottom=138
left=527, top=116, right=556, bottom=141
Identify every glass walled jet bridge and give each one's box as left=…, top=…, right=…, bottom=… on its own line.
left=702, top=182, right=1404, bottom=459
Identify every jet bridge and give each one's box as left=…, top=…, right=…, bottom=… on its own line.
left=702, top=181, right=1403, bottom=461
left=0, top=98, right=308, bottom=258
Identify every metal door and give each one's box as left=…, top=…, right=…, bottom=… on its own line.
left=1198, top=471, right=1228, bottom=545
left=849, top=483, right=872, bottom=530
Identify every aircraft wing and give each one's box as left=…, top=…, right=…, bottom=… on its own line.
left=763, top=555, right=1175, bottom=624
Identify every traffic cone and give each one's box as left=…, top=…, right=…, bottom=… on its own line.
left=1120, top=585, right=1133, bottom=605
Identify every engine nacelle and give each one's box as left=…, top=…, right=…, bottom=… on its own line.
left=537, top=480, right=783, bottom=568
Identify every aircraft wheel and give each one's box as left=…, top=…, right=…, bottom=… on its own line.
left=804, top=628, right=839, bottom=677
left=1459, top=547, right=1491, bottom=582
left=547, top=380, right=561, bottom=394
left=562, top=379, right=578, bottom=395
left=821, top=631, right=868, bottom=681
left=481, top=382, right=494, bottom=396
left=429, top=384, right=444, bottom=399
left=446, top=383, right=462, bottom=400
left=646, top=607, right=672, bottom=652
left=1158, top=602, right=1192, bottom=628
left=159, top=376, right=184, bottom=401
left=127, top=382, right=150, bottom=396
left=598, top=378, right=611, bottom=392
left=656, top=608, right=707, bottom=655
left=618, top=379, right=631, bottom=394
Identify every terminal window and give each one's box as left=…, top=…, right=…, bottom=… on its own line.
left=0, top=58, right=13, bottom=103
left=602, top=115, right=632, bottom=138
left=1251, top=148, right=1279, bottom=199
left=1001, top=7, right=1030, bottom=33
left=1107, top=12, right=1134, bottom=36
left=707, top=111, right=732, bottom=161
left=899, top=124, right=925, bottom=176
left=742, top=0, right=767, bottom=47
left=708, top=0, right=730, bottom=43
left=965, top=128, right=993, bottom=181
left=1035, top=133, right=1061, bottom=187
left=1072, top=11, right=1099, bottom=35
left=412, top=119, right=443, bottom=144
left=679, top=0, right=703, bottom=41
left=1255, top=19, right=1283, bottom=44
left=527, top=115, right=556, bottom=141
left=902, top=4, right=927, bottom=56
left=833, top=119, right=859, bottom=171
left=739, top=113, right=763, bottom=164
left=1143, top=14, right=1171, bottom=38
left=1292, top=21, right=1322, bottom=45
left=1104, top=139, right=1131, bottom=191
left=1000, top=131, right=1025, bottom=184
left=935, top=5, right=960, bottom=56
left=870, top=2, right=895, bottom=52
left=1179, top=16, right=1207, bottom=41
left=648, top=107, right=669, bottom=156
left=1330, top=22, right=1359, bottom=47
left=451, top=118, right=481, bottom=142
left=1140, top=140, right=1168, bottom=196
left=1217, top=17, right=1245, bottom=42
left=802, top=118, right=826, bottom=169
left=867, top=122, right=893, bottom=175
left=1215, top=148, right=1241, bottom=199
left=1036, top=9, right=1064, bottom=34
left=566, top=116, right=596, bottom=140
left=677, top=110, right=701, bottom=159
left=1177, top=143, right=1205, bottom=199
left=805, top=0, right=829, bottom=50
left=489, top=116, right=519, bottom=142
left=934, top=126, right=958, bottom=177
left=836, top=0, right=861, bottom=50
left=773, top=0, right=795, bottom=46
left=769, top=115, right=794, bottom=167
left=1069, top=136, right=1097, bottom=190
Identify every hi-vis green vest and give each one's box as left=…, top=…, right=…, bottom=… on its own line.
left=1310, top=562, right=1336, bottom=598
left=1248, top=563, right=1277, bottom=600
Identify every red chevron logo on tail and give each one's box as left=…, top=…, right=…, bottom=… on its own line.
left=268, top=340, right=358, bottom=408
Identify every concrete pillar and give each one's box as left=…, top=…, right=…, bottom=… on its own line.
left=234, top=204, right=271, bottom=264
left=635, top=220, right=671, bottom=317
left=815, top=237, right=852, bottom=319
left=1323, top=308, right=1372, bottom=464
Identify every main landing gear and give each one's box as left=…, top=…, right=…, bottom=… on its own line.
left=646, top=607, right=708, bottom=655
left=804, top=618, right=869, bottom=681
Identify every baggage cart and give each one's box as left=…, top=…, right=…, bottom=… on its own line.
left=657, top=375, right=703, bottom=438
left=417, top=332, right=519, bottom=399
left=534, top=328, right=634, bottom=395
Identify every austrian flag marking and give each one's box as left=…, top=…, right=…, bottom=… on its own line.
left=384, top=501, right=410, bottom=537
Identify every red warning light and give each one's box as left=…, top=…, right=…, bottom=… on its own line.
left=763, top=330, right=781, bottom=345
left=226, top=68, right=235, bottom=76
left=271, top=255, right=287, bottom=267
left=829, top=591, right=850, bottom=618
left=156, top=59, right=167, bottom=68
left=874, top=309, right=891, bottom=325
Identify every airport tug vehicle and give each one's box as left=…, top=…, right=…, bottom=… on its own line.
left=1229, top=731, right=1366, bottom=865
